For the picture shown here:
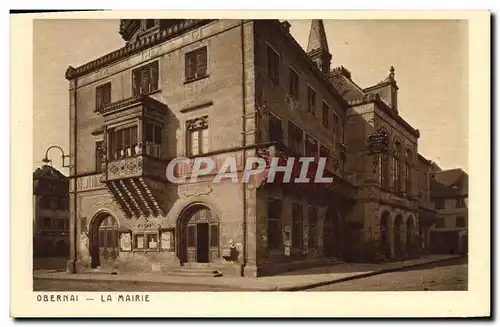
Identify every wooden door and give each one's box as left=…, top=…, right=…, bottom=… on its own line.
left=98, top=215, right=119, bottom=266
left=186, top=224, right=197, bottom=262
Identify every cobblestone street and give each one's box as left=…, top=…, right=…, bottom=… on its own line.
left=307, top=256, right=467, bottom=291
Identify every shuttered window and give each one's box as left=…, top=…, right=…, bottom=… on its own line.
left=95, top=82, right=111, bottom=111
left=132, top=61, right=159, bottom=96
left=185, top=47, right=208, bottom=82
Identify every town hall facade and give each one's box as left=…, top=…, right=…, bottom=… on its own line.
left=65, top=19, right=425, bottom=277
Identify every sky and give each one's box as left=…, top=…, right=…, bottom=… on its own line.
left=33, top=19, right=468, bottom=175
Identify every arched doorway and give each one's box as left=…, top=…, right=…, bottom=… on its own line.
left=178, top=204, right=219, bottom=264
left=394, top=215, right=404, bottom=260
left=406, top=217, right=415, bottom=258
left=89, top=213, right=119, bottom=268
left=379, top=212, right=391, bottom=258
left=323, top=208, right=342, bottom=258
left=55, top=240, right=69, bottom=257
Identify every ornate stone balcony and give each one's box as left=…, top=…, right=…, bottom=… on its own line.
left=101, top=154, right=168, bottom=219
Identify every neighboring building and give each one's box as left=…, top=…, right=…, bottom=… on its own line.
left=330, top=63, right=420, bottom=261
left=33, top=165, right=70, bottom=259
left=429, top=168, right=469, bottom=254
left=64, top=19, right=427, bottom=277
left=416, top=154, right=438, bottom=254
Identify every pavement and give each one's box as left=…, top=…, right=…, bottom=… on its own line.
left=33, top=254, right=463, bottom=291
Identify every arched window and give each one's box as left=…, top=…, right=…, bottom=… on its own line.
left=376, top=129, right=390, bottom=190
left=405, top=149, right=412, bottom=196
left=392, top=141, right=402, bottom=193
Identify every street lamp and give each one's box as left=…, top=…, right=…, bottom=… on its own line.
left=42, top=145, right=71, bottom=168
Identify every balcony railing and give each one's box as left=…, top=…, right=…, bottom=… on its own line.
left=104, top=153, right=168, bottom=182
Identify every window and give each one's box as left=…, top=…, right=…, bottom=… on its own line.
left=57, top=218, right=65, bottom=230
left=95, top=141, right=105, bottom=173
left=308, top=207, right=318, bottom=248
left=145, top=19, right=155, bottom=29
left=132, top=61, right=159, bottom=96
left=456, top=197, right=465, bottom=208
left=288, top=67, right=299, bottom=99
left=40, top=196, right=50, bottom=209
left=135, top=234, right=145, bottom=249
left=145, top=123, right=162, bottom=158
left=109, top=125, right=138, bottom=159
left=332, top=113, right=339, bottom=135
left=393, top=142, right=402, bottom=194
left=435, top=198, right=445, bottom=210
left=405, top=150, right=412, bottom=195
left=43, top=218, right=51, bottom=229
left=456, top=216, right=466, bottom=228
left=95, top=82, right=111, bottom=111
left=267, top=198, right=282, bottom=250
left=379, top=153, right=389, bottom=189
left=405, top=164, right=412, bottom=194
left=186, top=116, right=209, bottom=156
left=268, top=115, right=283, bottom=143
left=50, top=198, right=58, bottom=210
left=292, top=203, right=303, bottom=249
left=185, top=47, right=208, bottom=82
left=288, top=122, right=303, bottom=155
left=267, top=45, right=280, bottom=85
left=307, top=86, right=316, bottom=116
left=147, top=234, right=158, bottom=249
left=434, top=218, right=445, bottom=228
left=305, top=135, right=318, bottom=158
left=58, top=198, right=68, bottom=211
left=322, top=102, right=329, bottom=127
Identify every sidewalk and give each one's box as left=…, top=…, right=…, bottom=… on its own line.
left=33, top=254, right=463, bottom=291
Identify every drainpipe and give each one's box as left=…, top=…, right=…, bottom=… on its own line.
left=71, top=77, right=78, bottom=274
left=240, top=20, right=248, bottom=275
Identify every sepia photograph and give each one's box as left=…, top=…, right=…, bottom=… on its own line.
left=10, top=10, right=490, bottom=318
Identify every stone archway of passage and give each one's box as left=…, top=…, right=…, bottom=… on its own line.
left=177, top=203, right=220, bottom=264
left=89, top=212, right=119, bottom=269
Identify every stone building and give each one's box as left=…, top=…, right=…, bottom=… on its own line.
left=429, top=168, right=468, bottom=254
left=64, top=19, right=424, bottom=277
left=33, top=165, right=70, bottom=261
left=330, top=63, right=421, bottom=261
left=416, top=153, right=438, bottom=254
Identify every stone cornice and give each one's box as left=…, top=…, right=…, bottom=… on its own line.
left=65, top=19, right=214, bottom=80
left=348, top=94, right=420, bottom=138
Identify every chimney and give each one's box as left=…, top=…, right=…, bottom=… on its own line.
left=306, top=20, right=332, bottom=75
left=364, top=66, right=399, bottom=113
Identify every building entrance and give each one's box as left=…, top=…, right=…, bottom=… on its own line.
left=180, top=205, right=219, bottom=264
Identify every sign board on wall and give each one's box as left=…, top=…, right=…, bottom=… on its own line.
left=120, top=232, right=132, bottom=251
left=161, top=230, right=173, bottom=251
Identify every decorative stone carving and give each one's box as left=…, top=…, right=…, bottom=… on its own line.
left=186, top=116, right=208, bottom=131
left=93, top=198, right=115, bottom=207
left=183, top=185, right=213, bottom=198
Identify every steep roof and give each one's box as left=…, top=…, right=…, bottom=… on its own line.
left=307, top=20, right=329, bottom=53
left=33, top=165, right=67, bottom=181
left=328, top=67, right=365, bottom=102
left=430, top=168, right=468, bottom=198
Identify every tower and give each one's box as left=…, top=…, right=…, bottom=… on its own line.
left=306, top=19, right=332, bottom=75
